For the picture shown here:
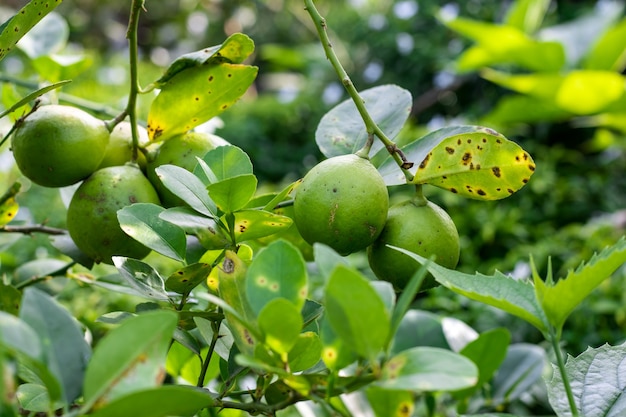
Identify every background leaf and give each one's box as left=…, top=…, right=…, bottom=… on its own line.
left=315, top=85, right=412, bottom=158
left=365, top=386, right=414, bottom=417
left=118, top=203, right=187, bottom=262
left=19, top=288, right=90, bottom=404
left=547, top=342, right=626, bottom=417
left=82, top=310, right=178, bottom=410
left=147, top=63, right=258, bottom=141
left=491, top=344, right=546, bottom=406
left=246, top=239, right=308, bottom=315
left=112, top=257, right=170, bottom=302
left=324, top=265, right=390, bottom=360
left=377, top=347, right=478, bottom=392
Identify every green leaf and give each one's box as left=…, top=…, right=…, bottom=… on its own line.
left=159, top=207, right=229, bottom=250
left=583, top=17, right=626, bottom=71
left=154, top=165, right=217, bottom=217
left=19, top=288, right=90, bottom=404
left=88, top=386, right=214, bottom=417
left=82, top=310, right=178, bottom=410
left=391, top=310, right=449, bottom=355
left=377, top=347, right=478, bottom=392
left=30, top=53, right=92, bottom=83
left=16, top=383, right=63, bottom=413
left=165, top=262, right=212, bottom=296
left=117, top=203, right=187, bottom=262
left=230, top=209, right=293, bottom=243
left=112, top=257, right=169, bottom=302
left=504, top=0, right=550, bottom=34
left=0, top=311, right=42, bottom=363
left=455, top=328, right=511, bottom=398
left=482, top=95, right=572, bottom=125
left=246, top=240, right=308, bottom=315
left=207, top=174, right=257, bottom=213
left=0, top=0, right=62, bottom=62
left=147, top=62, right=258, bottom=141
left=365, top=386, right=415, bottom=417
left=534, top=237, right=626, bottom=331
left=324, top=265, right=390, bottom=360
left=258, top=298, right=303, bottom=357
left=315, top=85, right=412, bottom=158
left=0, top=283, right=21, bottom=316
left=193, top=317, right=234, bottom=361
left=155, top=33, right=255, bottom=85
left=392, top=247, right=548, bottom=332
left=313, top=243, right=350, bottom=282
left=320, top=314, right=357, bottom=371
left=0, top=81, right=71, bottom=120
left=491, top=344, right=546, bottom=405
left=288, top=332, right=322, bottom=372
left=547, top=342, right=626, bottom=417
left=196, top=144, right=253, bottom=182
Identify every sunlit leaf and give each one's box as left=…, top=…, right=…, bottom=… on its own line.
left=583, top=17, right=626, bottom=72
left=207, top=174, right=257, bottom=213
left=504, top=0, right=550, bottom=34
left=83, top=310, right=178, bottom=410
left=147, top=63, right=258, bottom=141
left=258, top=298, right=302, bottom=357
left=534, top=237, right=626, bottom=331
left=196, top=144, right=253, bottom=182
left=230, top=209, right=293, bottom=243
left=315, top=85, right=412, bottom=158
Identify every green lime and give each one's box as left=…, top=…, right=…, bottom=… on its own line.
left=98, top=121, right=149, bottom=169
left=67, top=164, right=161, bottom=264
left=11, top=105, right=109, bottom=187
left=293, top=154, right=389, bottom=256
left=368, top=198, right=460, bottom=291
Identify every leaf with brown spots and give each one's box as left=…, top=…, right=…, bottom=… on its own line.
left=165, top=263, right=212, bottom=296
left=147, top=62, right=258, bottom=141
left=0, top=0, right=62, bottom=62
left=230, top=209, right=293, bottom=243
left=0, top=196, right=18, bottom=227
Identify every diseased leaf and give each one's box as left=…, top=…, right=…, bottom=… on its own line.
left=0, top=0, right=63, bottom=62
left=534, top=237, right=626, bottom=331
left=230, top=209, right=293, bottom=243
left=165, top=263, right=212, bottom=295
left=112, top=257, right=169, bottom=302
left=147, top=63, right=258, bottom=141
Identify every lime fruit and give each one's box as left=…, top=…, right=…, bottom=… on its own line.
left=293, top=154, right=389, bottom=256
left=11, top=105, right=109, bottom=187
left=66, top=164, right=161, bottom=264
left=98, top=122, right=149, bottom=169
left=367, top=198, right=460, bottom=291
left=146, top=131, right=229, bottom=207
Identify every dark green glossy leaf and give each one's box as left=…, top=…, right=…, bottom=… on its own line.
left=0, top=0, right=62, bottom=61
left=324, top=265, right=389, bottom=360
left=246, top=239, right=307, bottom=315
left=154, top=165, right=217, bottom=217
left=112, top=257, right=169, bottom=302
left=147, top=63, right=258, bottom=141
left=83, top=310, right=178, bottom=410
left=315, top=85, right=412, bottom=158
left=118, top=203, right=187, bottom=262
left=207, top=174, right=257, bottom=213
left=19, top=288, right=90, bottom=404
left=88, top=386, right=214, bottom=417
left=165, top=263, right=212, bottom=295
left=377, top=347, right=478, bottom=392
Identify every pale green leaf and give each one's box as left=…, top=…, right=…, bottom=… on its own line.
left=583, top=17, right=626, bottom=72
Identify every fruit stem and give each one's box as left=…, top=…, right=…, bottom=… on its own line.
left=304, top=0, right=414, bottom=182
left=123, top=0, right=147, bottom=163
left=413, top=184, right=428, bottom=206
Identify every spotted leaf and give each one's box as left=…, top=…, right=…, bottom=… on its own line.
left=147, top=63, right=258, bottom=141
left=229, top=209, right=293, bottom=243
left=0, top=197, right=18, bottom=226
left=165, top=263, right=212, bottom=296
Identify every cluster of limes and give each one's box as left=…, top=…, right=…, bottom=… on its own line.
left=293, top=153, right=460, bottom=291
left=11, top=104, right=225, bottom=264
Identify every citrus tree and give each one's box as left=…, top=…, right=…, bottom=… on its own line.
left=1, top=1, right=626, bottom=417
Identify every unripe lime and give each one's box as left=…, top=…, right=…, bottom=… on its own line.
left=11, top=105, right=109, bottom=187
left=293, top=154, right=389, bottom=256
left=146, top=131, right=229, bottom=207
left=98, top=122, right=149, bottom=169
left=367, top=199, right=460, bottom=291
left=66, top=165, right=161, bottom=264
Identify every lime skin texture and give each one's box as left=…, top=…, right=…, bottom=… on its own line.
left=368, top=199, right=460, bottom=291
left=294, top=153, right=389, bottom=256
left=11, top=104, right=109, bottom=187
left=67, top=165, right=161, bottom=264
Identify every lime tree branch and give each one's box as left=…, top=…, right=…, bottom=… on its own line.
left=303, top=0, right=414, bottom=181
